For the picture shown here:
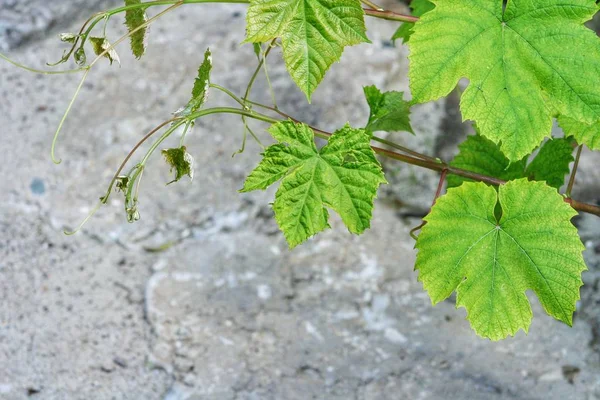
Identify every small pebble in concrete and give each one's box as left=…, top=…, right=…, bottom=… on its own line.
left=30, top=177, right=45, bottom=195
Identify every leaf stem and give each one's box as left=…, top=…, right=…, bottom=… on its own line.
left=363, top=9, right=419, bottom=23
left=210, top=83, right=247, bottom=107
left=243, top=38, right=277, bottom=105
left=566, top=145, right=583, bottom=198
left=66, top=0, right=419, bottom=40
left=360, top=0, right=385, bottom=11
left=0, top=52, right=87, bottom=75
left=103, top=117, right=183, bottom=201
left=409, top=169, right=448, bottom=240
left=50, top=3, right=181, bottom=164
left=179, top=120, right=194, bottom=147
left=566, top=198, right=600, bottom=218
left=51, top=67, right=91, bottom=164
left=89, top=2, right=182, bottom=68
left=64, top=201, right=103, bottom=235
left=245, top=98, right=439, bottom=163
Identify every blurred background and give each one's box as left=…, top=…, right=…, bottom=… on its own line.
left=0, top=1, right=599, bottom=399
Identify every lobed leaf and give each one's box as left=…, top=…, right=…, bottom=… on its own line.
left=559, top=116, right=600, bottom=151
left=415, top=179, right=587, bottom=340
left=409, top=0, right=600, bottom=161
left=245, top=0, right=369, bottom=100
left=363, top=85, right=414, bottom=134
left=525, top=138, right=575, bottom=189
left=242, top=121, right=386, bottom=248
left=448, top=134, right=575, bottom=190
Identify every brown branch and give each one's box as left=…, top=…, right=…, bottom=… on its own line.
left=363, top=9, right=419, bottom=23
left=566, top=198, right=600, bottom=218
left=238, top=102, right=600, bottom=218
left=309, top=127, right=600, bottom=218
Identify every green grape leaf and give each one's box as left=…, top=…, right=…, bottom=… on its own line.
left=175, top=48, right=212, bottom=117
left=447, top=134, right=527, bottom=188
left=559, top=116, right=600, bottom=151
left=89, top=37, right=121, bottom=65
left=162, top=146, right=195, bottom=184
left=409, top=0, right=600, bottom=161
left=391, top=0, right=434, bottom=43
left=525, top=138, right=575, bottom=189
left=363, top=85, right=414, bottom=134
left=241, top=122, right=386, bottom=248
left=124, top=0, right=148, bottom=59
left=415, top=179, right=586, bottom=340
left=245, top=0, right=369, bottom=100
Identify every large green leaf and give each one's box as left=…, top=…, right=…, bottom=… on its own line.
left=363, top=85, right=414, bottom=134
left=241, top=122, right=386, bottom=248
left=559, top=116, right=600, bottom=151
left=245, top=0, right=369, bottom=100
left=415, top=179, right=586, bottom=340
left=409, top=0, right=600, bottom=161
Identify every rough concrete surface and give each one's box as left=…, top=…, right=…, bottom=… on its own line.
left=0, top=0, right=120, bottom=50
left=1, top=2, right=600, bottom=400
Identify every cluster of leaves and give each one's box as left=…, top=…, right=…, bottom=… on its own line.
left=241, top=0, right=598, bottom=339
left=40, top=0, right=600, bottom=340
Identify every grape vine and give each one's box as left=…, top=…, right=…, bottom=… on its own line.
left=2, top=0, right=600, bottom=340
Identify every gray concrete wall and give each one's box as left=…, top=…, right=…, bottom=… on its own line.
left=0, top=0, right=118, bottom=50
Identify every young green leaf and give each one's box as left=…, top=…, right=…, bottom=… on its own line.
left=409, top=0, right=600, bottom=161
left=416, top=179, right=586, bottom=340
left=241, top=122, right=386, bottom=248
left=245, top=0, right=369, bottom=100
left=175, top=48, right=212, bottom=117
left=447, top=134, right=527, bottom=188
left=124, top=0, right=149, bottom=59
left=391, top=0, right=434, bottom=43
left=126, top=205, right=141, bottom=223
left=74, top=47, right=87, bottom=66
left=525, top=138, right=574, bottom=189
left=253, top=43, right=262, bottom=60
left=115, top=176, right=130, bottom=193
left=363, top=86, right=414, bottom=134
left=559, top=116, right=600, bottom=151
left=162, top=146, right=195, bottom=184
left=89, top=37, right=121, bottom=65
left=60, top=33, right=78, bottom=44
